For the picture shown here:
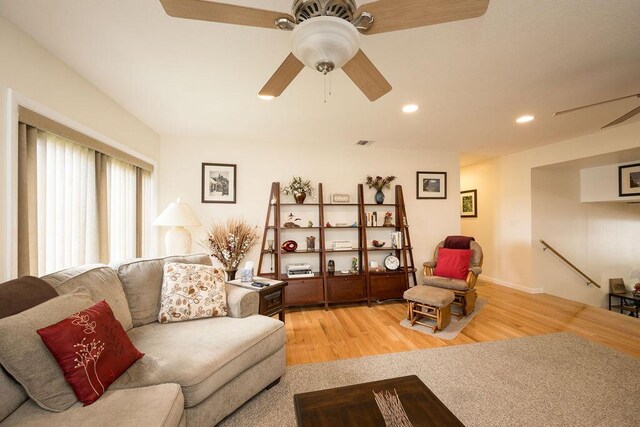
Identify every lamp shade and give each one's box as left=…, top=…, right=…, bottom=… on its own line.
left=153, top=198, right=201, bottom=227
left=292, top=16, right=360, bottom=72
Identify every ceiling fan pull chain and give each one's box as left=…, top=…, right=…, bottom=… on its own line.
left=324, top=73, right=327, bottom=104
left=329, top=72, right=332, bottom=96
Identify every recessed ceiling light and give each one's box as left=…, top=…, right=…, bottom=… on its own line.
left=258, top=94, right=275, bottom=101
left=516, top=115, right=535, bottom=123
left=402, top=104, right=420, bottom=113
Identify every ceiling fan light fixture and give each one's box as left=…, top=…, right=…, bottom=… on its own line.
left=402, top=104, right=420, bottom=113
left=258, top=94, right=275, bottom=100
left=516, top=115, right=535, bottom=124
left=291, top=16, right=360, bottom=73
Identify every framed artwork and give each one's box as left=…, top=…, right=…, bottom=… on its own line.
left=416, top=171, right=447, bottom=199
left=201, top=163, right=236, bottom=204
left=331, top=193, right=351, bottom=204
left=619, top=163, right=640, bottom=197
left=460, top=189, right=478, bottom=218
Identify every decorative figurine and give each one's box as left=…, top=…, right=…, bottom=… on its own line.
left=383, top=212, right=394, bottom=227
left=308, top=220, right=314, bottom=228
left=325, top=222, right=332, bottom=227
left=283, top=213, right=301, bottom=228
left=351, top=257, right=359, bottom=273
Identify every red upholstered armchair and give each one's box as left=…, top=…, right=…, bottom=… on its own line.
left=423, top=239, right=483, bottom=316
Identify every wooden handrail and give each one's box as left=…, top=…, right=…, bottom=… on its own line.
left=539, top=240, right=601, bottom=288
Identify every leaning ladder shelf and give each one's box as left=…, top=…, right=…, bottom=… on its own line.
left=257, top=182, right=417, bottom=310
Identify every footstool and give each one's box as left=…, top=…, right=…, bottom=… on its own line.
left=403, top=286, right=455, bottom=332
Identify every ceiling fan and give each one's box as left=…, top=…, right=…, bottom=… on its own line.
left=159, top=0, right=490, bottom=101
left=554, top=93, right=640, bottom=129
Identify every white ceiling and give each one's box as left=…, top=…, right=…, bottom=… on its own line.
left=1, top=0, right=639, bottom=165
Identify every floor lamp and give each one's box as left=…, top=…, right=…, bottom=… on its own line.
left=153, top=198, right=201, bottom=255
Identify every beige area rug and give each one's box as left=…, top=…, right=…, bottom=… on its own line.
left=220, top=333, right=639, bottom=426
left=399, top=298, right=488, bottom=340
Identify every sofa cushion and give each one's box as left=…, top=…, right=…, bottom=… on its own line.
left=422, top=275, right=470, bottom=291
left=0, top=288, right=94, bottom=412
left=0, top=383, right=185, bottom=427
left=0, top=367, right=27, bottom=423
left=159, top=263, right=227, bottom=324
left=43, top=265, right=133, bottom=331
left=0, top=276, right=58, bottom=320
left=111, top=315, right=285, bottom=408
left=112, top=254, right=212, bottom=327
left=37, top=300, right=144, bottom=406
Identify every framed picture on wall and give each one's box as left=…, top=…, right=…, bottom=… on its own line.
left=619, top=163, right=640, bottom=197
left=416, top=171, right=447, bottom=199
left=201, top=163, right=236, bottom=203
left=460, top=189, right=478, bottom=218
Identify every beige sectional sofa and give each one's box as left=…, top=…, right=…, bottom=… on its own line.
left=0, top=254, right=286, bottom=426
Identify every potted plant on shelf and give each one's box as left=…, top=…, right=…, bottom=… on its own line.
left=365, top=175, right=396, bottom=204
left=282, top=176, right=314, bottom=204
left=200, top=218, right=259, bottom=281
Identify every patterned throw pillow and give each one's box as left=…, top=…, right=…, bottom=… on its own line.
left=158, top=263, right=227, bottom=324
left=37, top=300, right=144, bottom=406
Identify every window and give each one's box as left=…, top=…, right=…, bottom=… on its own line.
left=18, top=118, right=153, bottom=276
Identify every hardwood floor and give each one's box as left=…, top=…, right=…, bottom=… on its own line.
left=284, top=280, right=640, bottom=365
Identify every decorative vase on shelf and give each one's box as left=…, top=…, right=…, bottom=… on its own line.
left=225, top=269, right=237, bottom=281
left=375, top=190, right=385, bottom=205
left=294, top=193, right=306, bottom=204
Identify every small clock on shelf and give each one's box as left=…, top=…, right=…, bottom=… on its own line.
left=384, top=254, right=400, bottom=271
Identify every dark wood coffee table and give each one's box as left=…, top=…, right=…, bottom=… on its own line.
left=293, top=375, right=464, bottom=427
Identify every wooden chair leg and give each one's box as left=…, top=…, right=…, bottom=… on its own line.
left=438, top=305, right=451, bottom=331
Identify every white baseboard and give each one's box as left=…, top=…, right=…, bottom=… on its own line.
left=482, top=275, right=544, bottom=294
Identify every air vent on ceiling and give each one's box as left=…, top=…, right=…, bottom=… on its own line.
left=356, top=140, right=374, bottom=146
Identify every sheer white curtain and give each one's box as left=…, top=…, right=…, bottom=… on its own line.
left=140, top=169, right=154, bottom=258
left=107, top=158, right=137, bottom=262
left=35, top=131, right=99, bottom=274
left=18, top=126, right=152, bottom=276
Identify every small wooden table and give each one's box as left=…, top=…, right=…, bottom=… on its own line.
left=227, top=277, right=287, bottom=322
left=294, top=375, right=464, bottom=427
left=609, top=292, right=640, bottom=318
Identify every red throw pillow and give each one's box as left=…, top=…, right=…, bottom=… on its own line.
left=434, top=248, right=472, bottom=280
left=37, top=300, right=143, bottom=406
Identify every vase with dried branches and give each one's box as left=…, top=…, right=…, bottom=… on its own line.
left=200, top=218, right=259, bottom=280
left=365, top=175, right=397, bottom=204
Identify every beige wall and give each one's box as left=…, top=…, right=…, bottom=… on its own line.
left=531, top=166, right=640, bottom=307
left=461, top=120, right=640, bottom=293
left=0, top=16, right=160, bottom=280
left=159, top=136, right=461, bottom=277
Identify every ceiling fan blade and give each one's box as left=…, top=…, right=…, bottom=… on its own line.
left=342, top=50, right=392, bottom=102
left=601, top=105, right=640, bottom=129
left=159, top=0, right=293, bottom=30
left=554, top=93, right=640, bottom=116
left=259, top=53, right=305, bottom=98
left=357, top=0, right=490, bottom=35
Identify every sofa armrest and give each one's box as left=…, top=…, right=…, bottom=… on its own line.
left=225, top=284, right=259, bottom=318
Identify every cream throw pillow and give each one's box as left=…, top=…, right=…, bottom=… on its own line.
left=158, top=263, right=227, bottom=323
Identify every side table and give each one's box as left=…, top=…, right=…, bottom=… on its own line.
left=227, top=277, right=287, bottom=322
left=609, top=292, right=640, bottom=318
